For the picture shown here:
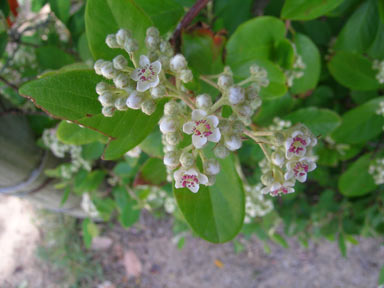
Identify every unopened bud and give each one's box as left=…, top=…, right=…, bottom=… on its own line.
left=170, top=54, right=187, bottom=72
left=207, top=175, right=216, bottom=186
left=96, top=82, right=109, bottom=95
left=261, top=171, right=274, bottom=186
left=151, top=85, right=166, bottom=99
left=102, top=106, right=114, bottom=117
left=237, top=104, right=253, bottom=118
left=106, top=34, right=119, bottom=48
left=141, top=99, right=156, bottom=115
left=113, top=55, right=128, bottom=70
left=98, top=92, right=114, bottom=106
left=94, top=59, right=105, bottom=75
left=271, top=151, right=285, bottom=168
left=166, top=132, right=182, bottom=145
left=196, top=94, right=212, bottom=109
left=101, top=62, right=117, bottom=79
left=214, top=144, right=229, bottom=159
left=224, top=135, right=242, bottom=151
left=228, top=86, right=245, bottom=105
left=146, top=27, right=160, bottom=37
left=115, top=97, right=128, bottom=111
left=164, top=101, right=180, bottom=116
left=159, top=117, right=177, bottom=134
left=218, top=75, right=233, bottom=90
left=204, top=159, right=220, bottom=175
left=124, top=38, right=138, bottom=53
left=113, top=73, right=130, bottom=89
left=179, top=152, right=194, bottom=168
left=116, top=29, right=131, bottom=46
left=164, top=151, right=180, bottom=168
left=126, top=91, right=142, bottom=110
left=179, top=69, right=193, bottom=83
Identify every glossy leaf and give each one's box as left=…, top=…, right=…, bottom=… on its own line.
left=48, top=0, right=70, bottom=24
left=57, top=121, right=107, bottom=145
left=338, top=154, right=377, bottom=197
left=281, top=0, right=344, bottom=20
left=36, top=46, right=75, bottom=70
left=140, top=129, right=164, bottom=158
left=136, top=158, right=167, bottom=186
left=174, top=154, right=245, bottom=243
left=113, top=186, right=140, bottom=228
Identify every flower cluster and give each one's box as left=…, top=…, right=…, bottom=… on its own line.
left=42, top=128, right=91, bottom=178
left=285, top=44, right=306, bottom=87
left=369, top=157, right=384, bottom=185
left=373, top=60, right=384, bottom=84
left=144, top=186, right=177, bottom=214
left=81, top=193, right=100, bottom=218
left=244, top=184, right=274, bottom=223
left=257, top=124, right=317, bottom=197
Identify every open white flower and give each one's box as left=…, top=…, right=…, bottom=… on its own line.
left=131, top=55, right=161, bottom=92
left=183, top=109, right=221, bottom=149
left=262, top=181, right=295, bottom=197
left=174, top=168, right=208, bottom=193
left=285, top=158, right=316, bottom=183
left=285, top=131, right=311, bottom=159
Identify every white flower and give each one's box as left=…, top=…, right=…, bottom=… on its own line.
left=285, top=131, right=311, bottom=159
left=81, top=193, right=100, bottom=218
left=228, top=86, right=245, bottom=105
left=174, top=168, right=208, bottom=193
left=224, top=135, right=242, bottom=151
left=131, top=55, right=161, bottom=92
left=262, top=181, right=295, bottom=197
left=285, top=158, right=316, bottom=183
left=170, top=54, right=187, bottom=72
left=271, top=151, right=285, bottom=168
left=183, top=109, right=221, bottom=149
left=159, top=117, right=177, bottom=134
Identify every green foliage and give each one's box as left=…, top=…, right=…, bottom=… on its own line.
left=281, top=0, right=344, bottom=20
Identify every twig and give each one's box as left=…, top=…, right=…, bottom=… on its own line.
left=0, top=75, right=19, bottom=92
left=171, top=0, right=211, bottom=52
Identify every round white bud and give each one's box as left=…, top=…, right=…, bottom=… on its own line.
left=261, top=171, right=274, bottom=186
left=271, top=151, right=285, bottom=168
left=102, top=106, right=114, bottom=117
left=179, top=69, right=193, bottom=83
left=165, top=132, right=181, bottom=146
left=146, top=35, right=159, bottom=50
left=224, top=135, right=242, bottom=151
left=126, top=91, right=143, bottom=110
left=96, top=82, right=109, bottom=95
left=116, top=29, right=131, bottom=46
left=164, top=101, right=180, bottom=116
left=146, top=27, right=160, bottom=37
left=164, top=151, right=180, bottom=168
left=232, top=121, right=245, bottom=134
left=159, top=117, right=177, bottom=134
left=179, top=152, right=194, bottom=168
left=124, top=38, right=138, bottom=53
left=94, top=59, right=105, bottom=75
left=98, top=92, right=114, bottom=106
left=214, top=144, right=229, bottom=159
left=151, top=86, right=166, bottom=99
left=207, top=175, right=216, bottom=186
left=217, top=75, right=233, bottom=90
left=115, top=97, right=128, bottom=111
left=237, top=104, right=253, bottom=118
left=113, top=55, right=128, bottom=70
left=196, top=94, right=212, bottom=109
left=141, top=99, right=156, bottom=115
left=101, top=61, right=117, bottom=79
left=228, top=86, right=245, bottom=105
left=204, top=159, right=220, bottom=175
left=170, top=54, right=187, bottom=72
left=250, top=96, right=262, bottom=110
left=106, top=34, right=119, bottom=48
left=160, top=40, right=173, bottom=57
left=113, top=73, right=130, bottom=89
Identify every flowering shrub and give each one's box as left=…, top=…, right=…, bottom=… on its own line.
left=1, top=0, right=384, bottom=264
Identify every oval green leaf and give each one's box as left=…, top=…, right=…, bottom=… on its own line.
left=281, top=0, right=344, bottom=20
left=57, top=121, right=107, bottom=145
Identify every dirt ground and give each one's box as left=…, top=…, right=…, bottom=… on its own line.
left=1, top=195, right=383, bottom=288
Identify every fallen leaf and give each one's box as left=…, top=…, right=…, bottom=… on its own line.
left=91, top=236, right=113, bottom=251
left=123, top=250, right=142, bottom=278
left=214, top=259, right=224, bottom=268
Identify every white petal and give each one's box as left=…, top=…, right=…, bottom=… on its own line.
left=159, top=117, right=176, bottom=133
left=188, top=184, right=199, bottom=193
left=261, top=187, right=270, bottom=195
left=191, top=109, right=207, bottom=121
left=186, top=168, right=198, bottom=176
left=137, top=80, right=151, bottom=92
left=175, top=181, right=183, bottom=189
left=207, top=128, right=221, bottom=143
left=183, top=121, right=195, bottom=134
left=206, top=115, right=219, bottom=127
left=284, top=171, right=294, bottom=181
left=225, top=135, right=242, bottom=151
left=148, top=76, right=159, bottom=89
left=139, top=55, right=150, bottom=67
left=192, top=134, right=207, bottom=149
left=291, top=130, right=303, bottom=138
left=131, top=68, right=140, bottom=81
left=198, top=173, right=208, bottom=185
left=308, top=161, right=317, bottom=172
left=151, top=61, right=162, bottom=74
left=297, top=173, right=307, bottom=183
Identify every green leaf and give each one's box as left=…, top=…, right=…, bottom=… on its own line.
left=338, top=154, right=377, bottom=197
left=74, top=170, right=106, bottom=194
left=36, top=46, right=76, bottom=70
left=328, top=51, right=379, bottom=91
left=290, top=33, right=321, bottom=94
left=140, top=128, right=163, bottom=158
left=281, top=0, right=344, bottom=20
left=226, top=16, right=286, bottom=68
left=254, top=93, right=293, bottom=125
left=137, top=158, right=167, bottom=185
left=0, top=0, right=10, bottom=17
left=174, top=154, right=245, bottom=243
left=332, top=97, right=384, bottom=144
left=334, top=0, right=379, bottom=53
left=82, top=219, right=99, bottom=248
left=338, top=233, right=347, bottom=257
left=232, top=59, right=287, bottom=99
left=113, top=186, right=140, bottom=228
left=284, top=107, right=341, bottom=136
left=57, top=121, right=107, bottom=145
left=82, top=142, right=105, bottom=160
left=367, top=21, right=384, bottom=59
left=19, top=70, right=164, bottom=160
left=48, top=0, right=70, bottom=24
left=274, top=39, right=295, bottom=70
left=0, top=32, right=7, bottom=58
left=380, top=0, right=384, bottom=24
left=85, top=0, right=183, bottom=60
left=270, top=232, right=289, bottom=248
left=379, top=265, right=384, bottom=285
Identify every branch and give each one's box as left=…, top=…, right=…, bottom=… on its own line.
left=171, top=0, right=210, bottom=52
left=0, top=75, right=19, bottom=92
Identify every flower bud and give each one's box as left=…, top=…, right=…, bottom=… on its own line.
left=250, top=96, right=262, bottom=110
left=217, top=75, right=233, bottom=90
left=115, top=97, right=128, bottom=111
left=94, top=59, right=105, bottom=75
left=232, top=120, right=245, bottom=134
left=160, top=40, right=173, bottom=57
left=224, top=135, right=242, bottom=151
left=166, top=132, right=182, bottom=146
left=179, top=152, right=194, bottom=168
left=126, top=91, right=143, bottom=110
left=106, top=34, right=119, bottom=48
left=214, top=144, right=229, bottom=159
left=124, top=38, right=138, bottom=53
left=102, top=106, right=114, bottom=117
left=196, top=94, right=212, bottom=109
left=207, top=175, right=216, bottom=186
left=271, top=151, right=285, bottom=168
left=98, top=92, right=114, bottom=106
left=237, top=104, right=253, bottom=118
left=101, top=61, right=117, bottom=79
left=170, top=54, right=187, bottom=72
left=204, top=159, right=220, bottom=175
left=113, top=73, right=130, bottom=89
left=261, top=171, right=274, bottom=186
left=179, top=69, right=193, bottom=83
left=164, top=101, right=180, bottom=116
left=159, top=117, right=177, bottom=134
left=113, top=55, right=128, bottom=70
left=141, top=99, right=156, bottom=115
left=96, top=82, right=109, bottom=95
left=228, top=86, right=245, bottom=105
left=146, top=26, right=160, bottom=37
left=151, top=85, right=166, bottom=99
left=116, top=29, right=131, bottom=46
left=146, top=35, right=159, bottom=50
left=164, top=151, right=180, bottom=168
